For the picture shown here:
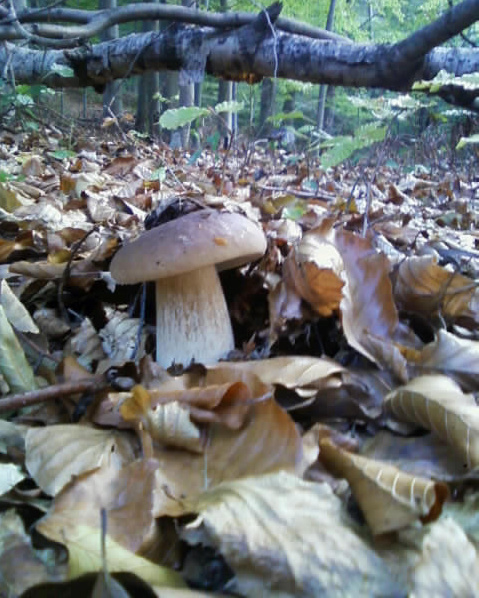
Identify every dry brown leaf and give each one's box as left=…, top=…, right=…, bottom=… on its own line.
left=395, top=255, right=478, bottom=321
left=210, top=358, right=385, bottom=420
left=411, top=517, right=479, bottom=597
left=120, top=386, right=204, bottom=453
left=0, top=231, right=34, bottom=262
left=414, top=329, right=479, bottom=386
left=0, top=510, right=67, bottom=595
left=9, top=259, right=99, bottom=291
left=385, top=375, right=479, bottom=469
left=37, top=459, right=159, bottom=554
left=283, top=229, right=344, bottom=317
left=119, top=370, right=261, bottom=440
left=319, top=438, right=449, bottom=535
left=334, top=229, right=410, bottom=380
left=151, top=396, right=302, bottom=517
left=181, top=471, right=397, bottom=597
left=211, top=356, right=346, bottom=396
left=25, top=425, right=137, bottom=495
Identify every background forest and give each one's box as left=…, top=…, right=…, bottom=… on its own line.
left=8, top=0, right=478, bottom=169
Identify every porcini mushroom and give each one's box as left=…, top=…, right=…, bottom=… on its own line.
left=110, top=208, right=266, bottom=368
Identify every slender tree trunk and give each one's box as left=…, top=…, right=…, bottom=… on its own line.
left=216, top=0, right=233, bottom=143
left=174, top=0, right=196, bottom=147
left=316, top=0, right=337, bottom=132
left=99, top=0, right=123, bottom=118
left=258, top=78, right=274, bottom=136
left=135, top=0, right=160, bottom=134
left=218, top=79, right=233, bottom=138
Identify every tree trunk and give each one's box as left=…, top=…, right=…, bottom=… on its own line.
left=99, top=0, right=123, bottom=118
left=218, top=79, right=233, bottom=139
left=136, top=0, right=160, bottom=134
left=258, top=78, right=274, bottom=136
left=316, top=0, right=337, bottom=133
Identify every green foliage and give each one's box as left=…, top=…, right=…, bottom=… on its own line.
left=456, top=134, right=479, bottom=150
left=160, top=106, right=209, bottom=130
left=267, top=110, right=306, bottom=125
left=413, top=70, right=479, bottom=94
left=48, top=149, right=77, bottom=160
left=159, top=101, right=244, bottom=130
left=319, top=122, right=387, bottom=168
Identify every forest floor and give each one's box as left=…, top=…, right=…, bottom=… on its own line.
left=0, top=119, right=478, bottom=597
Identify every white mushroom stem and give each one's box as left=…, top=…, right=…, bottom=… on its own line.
left=154, top=265, right=235, bottom=368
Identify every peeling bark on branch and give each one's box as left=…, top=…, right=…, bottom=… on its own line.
left=0, top=0, right=478, bottom=108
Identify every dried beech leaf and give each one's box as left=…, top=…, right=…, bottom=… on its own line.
left=363, top=431, right=470, bottom=482
left=151, top=397, right=302, bottom=517
left=99, top=309, right=147, bottom=364
left=9, top=259, right=99, bottom=291
left=385, top=375, right=479, bottom=468
left=121, top=386, right=203, bottom=453
left=37, top=459, right=159, bottom=554
left=207, top=356, right=346, bottom=394
left=0, top=510, right=66, bottom=595
left=182, top=471, right=397, bottom=596
left=120, top=373, right=258, bottom=440
left=0, top=305, right=38, bottom=394
left=412, top=517, right=479, bottom=597
left=283, top=230, right=344, bottom=317
left=0, top=463, right=26, bottom=495
left=395, top=255, right=478, bottom=321
left=415, top=330, right=479, bottom=382
left=1, top=280, right=39, bottom=334
left=25, top=425, right=137, bottom=495
left=38, top=522, right=185, bottom=589
left=334, top=229, right=408, bottom=380
left=319, top=438, right=449, bottom=535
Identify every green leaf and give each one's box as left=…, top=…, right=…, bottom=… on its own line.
left=50, top=64, right=75, bottom=78
left=48, top=149, right=77, bottom=160
left=214, top=100, right=244, bottom=114
left=456, top=134, right=479, bottom=150
left=159, top=106, right=208, bottom=130
left=149, top=167, right=166, bottom=182
left=267, top=110, right=305, bottom=125
left=320, top=124, right=387, bottom=169
left=0, top=305, right=37, bottom=394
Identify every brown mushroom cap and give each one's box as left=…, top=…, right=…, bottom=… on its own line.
left=110, top=209, right=266, bottom=284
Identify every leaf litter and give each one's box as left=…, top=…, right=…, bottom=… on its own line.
left=0, top=124, right=478, bottom=596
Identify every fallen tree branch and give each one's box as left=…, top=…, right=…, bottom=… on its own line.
left=0, top=2, right=350, bottom=46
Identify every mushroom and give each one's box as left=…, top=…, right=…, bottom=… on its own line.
left=110, top=208, right=266, bottom=368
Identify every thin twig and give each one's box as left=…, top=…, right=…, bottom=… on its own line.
left=0, top=376, right=107, bottom=413
left=57, top=227, right=98, bottom=325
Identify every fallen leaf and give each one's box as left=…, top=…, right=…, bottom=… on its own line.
left=182, top=471, right=397, bottom=596
left=25, top=425, right=137, bottom=495
left=395, top=255, right=478, bottom=322
left=385, top=375, right=479, bottom=469
left=319, top=438, right=449, bottom=535
left=37, top=459, right=160, bottom=554
left=411, top=517, right=479, bottom=597
left=38, top=522, right=185, bottom=588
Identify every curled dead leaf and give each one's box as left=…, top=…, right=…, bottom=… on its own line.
left=319, top=438, right=449, bottom=535
left=283, top=229, right=344, bottom=317
left=395, top=255, right=478, bottom=321
left=385, top=375, right=479, bottom=469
